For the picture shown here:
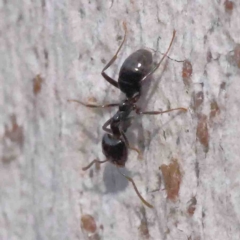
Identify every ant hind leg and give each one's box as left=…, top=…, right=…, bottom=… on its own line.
left=116, top=166, right=153, bottom=208
left=82, top=159, right=109, bottom=171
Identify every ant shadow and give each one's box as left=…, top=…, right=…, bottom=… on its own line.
left=103, top=164, right=129, bottom=193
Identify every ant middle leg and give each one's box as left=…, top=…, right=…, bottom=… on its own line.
left=68, top=99, right=119, bottom=109
left=141, top=30, right=176, bottom=84
left=101, top=22, right=127, bottom=88
left=135, top=107, right=187, bottom=115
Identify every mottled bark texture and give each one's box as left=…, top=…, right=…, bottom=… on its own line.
left=1, top=0, right=240, bottom=239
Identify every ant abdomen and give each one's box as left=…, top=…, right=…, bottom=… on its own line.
left=102, top=134, right=128, bottom=167
left=118, top=49, right=153, bottom=98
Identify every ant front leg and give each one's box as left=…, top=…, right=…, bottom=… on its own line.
left=101, top=22, right=127, bottom=88
left=68, top=99, right=119, bottom=109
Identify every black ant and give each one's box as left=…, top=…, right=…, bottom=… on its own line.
left=69, top=23, right=187, bottom=208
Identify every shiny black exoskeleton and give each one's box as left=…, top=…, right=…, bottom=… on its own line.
left=118, top=49, right=153, bottom=98
left=102, top=133, right=127, bottom=166
left=69, top=23, right=187, bottom=209
left=101, top=105, right=130, bottom=167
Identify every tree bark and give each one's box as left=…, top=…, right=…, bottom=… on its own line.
left=1, top=0, right=240, bottom=239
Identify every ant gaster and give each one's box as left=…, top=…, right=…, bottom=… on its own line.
left=69, top=23, right=187, bottom=208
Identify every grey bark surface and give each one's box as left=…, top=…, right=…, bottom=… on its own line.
left=1, top=0, right=240, bottom=239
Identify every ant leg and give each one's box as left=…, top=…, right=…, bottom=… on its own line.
left=116, top=166, right=153, bottom=208
left=155, top=36, right=184, bottom=63
left=102, top=118, right=112, bottom=134
left=68, top=99, right=119, bottom=109
left=82, top=159, right=108, bottom=171
left=136, top=107, right=187, bottom=115
left=121, top=131, right=142, bottom=159
left=101, top=22, right=127, bottom=88
left=141, top=30, right=176, bottom=84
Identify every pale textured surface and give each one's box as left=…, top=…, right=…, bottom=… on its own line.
left=1, top=0, right=240, bottom=239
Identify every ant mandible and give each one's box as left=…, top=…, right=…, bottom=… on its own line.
left=69, top=23, right=187, bottom=208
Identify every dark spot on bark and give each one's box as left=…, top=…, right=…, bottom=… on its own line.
left=33, top=74, right=44, bottom=95
left=44, top=49, right=48, bottom=68
left=220, top=82, right=226, bottom=90
left=187, top=196, right=197, bottom=216
left=89, top=169, right=94, bottom=178
left=195, top=161, right=199, bottom=178
left=182, top=60, right=192, bottom=86
left=191, top=91, right=204, bottom=112
left=101, top=58, right=106, bottom=64
left=4, top=115, right=24, bottom=148
left=116, top=35, right=122, bottom=41
left=138, top=220, right=149, bottom=239
left=18, top=14, right=23, bottom=22
left=2, top=115, right=24, bottom=163
left=2, top=155, right=16, bottom=164
left=138, top=207, right=149, bottom=239
left=81, top=214, right=97, bottom=233
left=210, top=100, right=220, bottom=119
left=233, top=45, right=240, bottom=68
left=196, top=114, right=209, bottom=152
left=207, top=50, right=212, bottom=62
left=160, top=159, right=182, bottom=201
left=224, top=0, right=234, bottom=12
left=79, top=8, right=85, bottom=18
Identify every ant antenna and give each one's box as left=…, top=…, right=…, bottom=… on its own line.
left=141, top=30, right=176, bottom=83
left=116, top=166, right=154, bottom=209
left=82, top=159, right=109, bottom=171
left=156, top=36, right=184, bottom=63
